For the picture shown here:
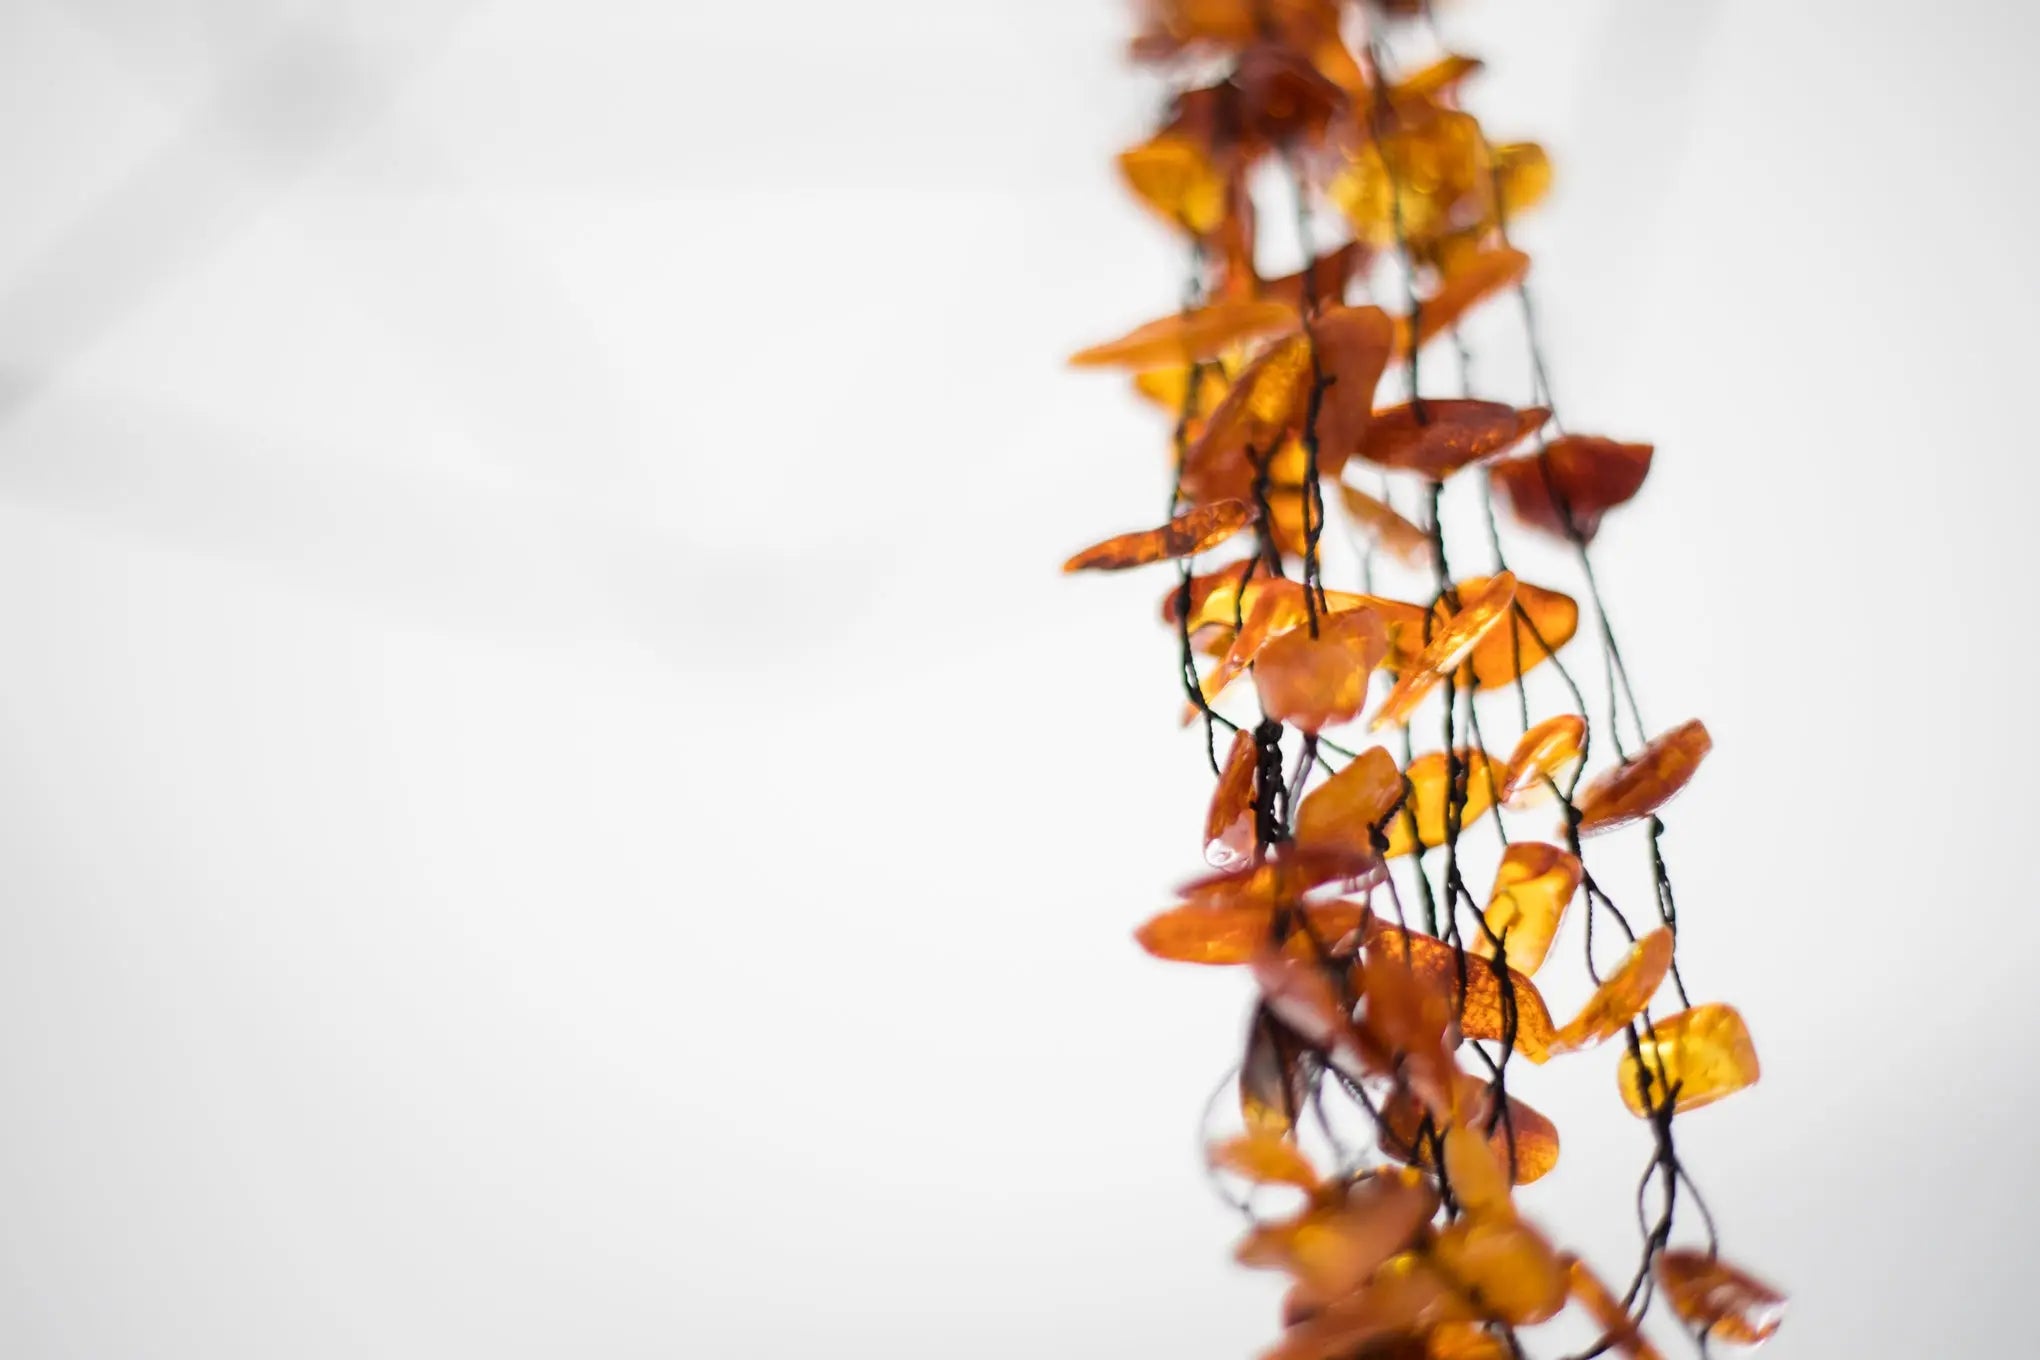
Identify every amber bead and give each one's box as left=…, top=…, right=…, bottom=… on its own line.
left=1574, top=718, right=1712, bottom=835
left=1383, top=750, right=1498, bottom=858
left=1618, top=1002, right=1761, bottom=1116
left=1209, top=1131, right=1322, bottom=1190
left=1253, top=607, right=1389, bottom=731
left=1469, top=842, right=1580, bottom=975
left=1069, top=300, right=1298, bottom=370
left=1442, top=576, right=1578, bottom=689
left=1489, top=435, right=1654, bottom=543
left=1373, top=574, right=1516, bottom=728
left=1499, top=714, right=1586, bottom=807
left=1396, top=248, right=1530, bottom=355
left=1377, top=1086, right=1559, bottom=1186
left=1360, top=401, right=1548, bottom=479
left=1136, top=899, right=1369, bottom=966
left=1295, top=745, right=1403, bottom=859
left=1655, top=1249, right=1786, bottom=1346
left=1205, top=728, right=1260, bottom=869
left=1063, top=499, right=1255, bottom=572
left=1118, top=133, right=1229, bottom=235
left=1549, top=927, right=1673, bottom=1054
left=1235, top=1174, right=1441, bottom=1302
left=1361, top=920, right=1558, bottom=1062
left=1567, top=1259, right=1666, bottom=1359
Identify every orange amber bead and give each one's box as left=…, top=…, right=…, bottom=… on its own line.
left=1574, top=718, right=1712, bottom=835
left=1490, top=435, right=1653, bottom=543
left=1253, top=607, right=1388, bottom=731
left=1361, top=920, right=1558, bottom=1062
left=1549, top=926, right=1673, bottom=1054
left=1135, top=899, right=1369, bottom=966
left=1069, top=299, right=1298, bottom=369
left=1396, top=247, right=1530, bottom=355
left=1618, top=1002, right=1760, bottom=1116
left=1208, top=1131, right=1321, bottom=1190
left=1499, top=714, right=1586, bottom=807
left=1235, top=1174, right=1441, bottom=1301
left=1360, top=401, right=1549, bottom=479
left=1063, top=499, right=1254, bottom=572
left=1205, top=727, right=1260, bottom=869
left=1655, top=1249, right=1787, bottom=1346
left=1383, top=749, right=1498, bottom=858
left=1294, top=745, right=1403, bottom=858
left=1444, top=577, right=1578, bottom=689
left=1117, top=132, right=1228, bottom=235
left=1470, top=841, right=1580, bottom=975
left=1373, top=573, right=1516, bottom=727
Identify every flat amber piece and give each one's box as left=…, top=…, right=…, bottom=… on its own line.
left=1618, top=1002, right=1760, bottom=1116
left=1469, top=841, right=1580, bottom=975
left=1490, top=142, right=1553, bottom=220
left=1377, top=1087, right=1559, bottom=1186
left=1655, top=1250, right=1787, bottom=1346
left=1070, top=299, right=1298, bottom=369
left=1361, top=920, right=1557, bottom=1062
left=1568, top=1259, right=1666, bottom=1359
left=1209, top=1131, right=1321, bottom=1191
left=1360, top=401, right=1548, bottom=479
left=1549, top=926, right=1672, bottom=1054
left=1136, top=899, right=1369, bottom=965
left=1181, top=333, right=1314, bottom=502
left=1383, top=749, right=1497, bottom=858
left=1206, top=727, right=1260, bottom=869
left=1335, top=482, right=1432, bottom=567
left=1118, top=132, right=1228, bottom=235
left=1443, top=576, right=1578, bottom=689
left=1424, top=1324, right=1511, bottom=1360
left=1063, top=499, right=1255, bottom=572
left=1429, top=1217, right=1567, bottom=1325
left=1253, top=607, right=1388, bottom=731
left=1499, top=714, right=1586, bottom=807
left=1574, top=718, right=1712, bottom=836
left=1396, top=248, right=1531, bottom=355
left=1305, top=306, right=1397, bottom=473
left=1393, top=53, right=1484, bottom=101
left=1295, top=745, right=1403, bottom=859
left=1372, top=573, right=1516, bottom=728
left=1490, top=435, right=1653, bottom=543
left=1235, top=1174, right=1441, bottom=1302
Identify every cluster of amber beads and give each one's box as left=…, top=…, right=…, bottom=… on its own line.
left=1065, top=2, right=1780, bottom=1356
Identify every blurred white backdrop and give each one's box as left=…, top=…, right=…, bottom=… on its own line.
left=0, top=1, right=2035, bottom=1356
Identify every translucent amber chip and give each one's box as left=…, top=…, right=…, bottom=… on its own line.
left=1429, top=1217, right=1567, bottom=1325
left=1549, top=926, right=1672, bottom=1054
left=1118, top=132, right=1228, bottom=235
left=1208, top=1131, right=1321, bottom=1190
left=1490, top=434, right=1653, bottom=543
left=1305, top=305, right=1397, bottom=472
left=1264, top=242, right=1373, bottom=311
left=1377, top=1087, right=1559, bottom=1186
left=1137, top=900, right=1370, bottom=965
left=1655, top=1249, right=1787, bottom=1346
left=1361, top=401, right=1548, bottom=479
left=1499, top=714, right=1586, bottom=807
left=1383, top=749, right=1497, bottom=858
left=1372, top=573, right=1516, bottom=728
left=1253, top=607, right=1388, bottom=731
left=1574, top=718, right=1712, bottom=835
left=1235, top=1174, right=1441, bottom=1302
left=1181, top=333, right=1314, bottom=502
left=1618, top=1002, right=1760, bottom=1116
left=1469, top=841, right=1580, bottom=975
left=1294, top=744, right=1403, bottom=858
left=1361, top=920, right=1558, bottom=1062
left=1063, top=498, right=1255, bottom=572
left=1444, top=576, right=1578, bottom=689
left=1070, top=299, right=1298, bottom=369
left=1205, top=727, right=1259, bottom=869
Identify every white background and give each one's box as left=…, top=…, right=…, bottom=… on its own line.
left=0, top=1, right=2034, bottom=1355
